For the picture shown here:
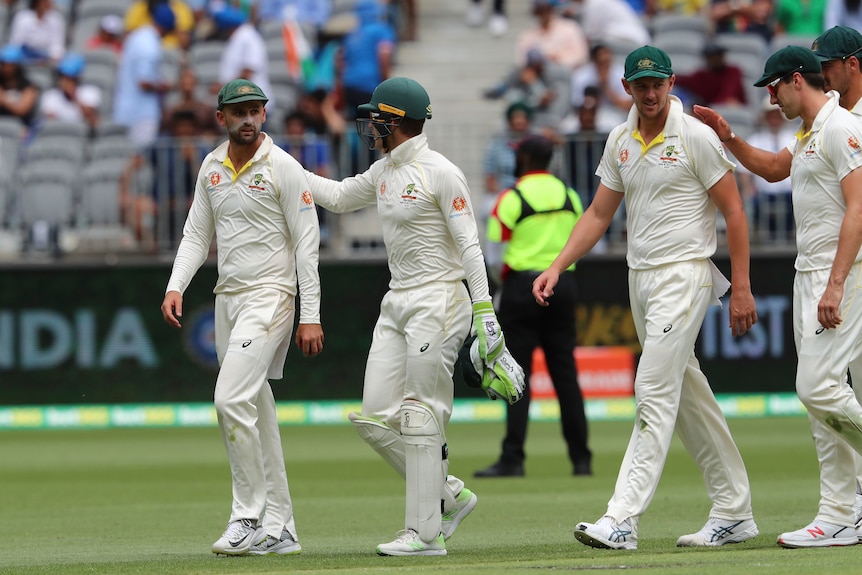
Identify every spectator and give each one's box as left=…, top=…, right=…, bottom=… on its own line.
left=339, top=0, right=397, bottom=121
left=516, top=0, right=589, bottom=72
left=466, top=0, right=509, bottom=37
left=710, top=0, right=775, bottom=43
left=485, top=50, right=554, bottom=112
left=113, top=3, right=176, bottom=148
left=296, top=87, right=346, bottom=137
left=481, top=101, right=536, bottom=277
left=648, top=0, right=709, bottom=14
left=570, top=44, right=631, bottom=132
left=85, top=14, right=125, bottom=54
left=214, top=7, right=272, bottom=112
left=775, top=0, right=826, bottom=36
left=0, top=45, right=41, bottom=127
left=566, top=0, right=651, bottom=46
left=674, top=42, right=748, bottom=106
left=39, top=53, right=102, bottom=129
left=825, top=0, right=862, bottom=29
left=161, top=66, right=219, bottom=136
left=125, top=0, right=195, bottom=50
left=736, top=96, right=795, bottom=242
left=8, top=0, right=66, bottom=65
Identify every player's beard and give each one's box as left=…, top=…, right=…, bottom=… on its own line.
left=227, top=120, right=262, bottom=146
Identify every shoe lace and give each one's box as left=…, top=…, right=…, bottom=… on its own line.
left=394, top=529, right=419, bottom=543
left=224, top=518, right=255, bottom=540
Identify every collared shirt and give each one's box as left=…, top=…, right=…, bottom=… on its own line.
left=306, top=134, right=492, bottom=302
left=788, top=92, right=862, bottom=271
left=597, top=95, right=735, bottom=270
left=166, top=133, right=321, bottom=323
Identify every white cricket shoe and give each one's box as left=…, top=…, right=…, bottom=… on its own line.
left=676, top=517, right=759, bottom=547
left=574, top=515, right=637, bottom=550
left=212, top=518, right=265, bottom=555
left=441, top=487, right=477, bottom=540
left=777, top=519, right=859, bottom=548
left=854, top=493, right=862, bottom=541
left=376, top=529, right=447, bottom=556
left=248, top=526, right=302, bottom=555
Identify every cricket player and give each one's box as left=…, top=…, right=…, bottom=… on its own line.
left=812, top=25, right=862, bottom=538
left=304, top=76, right=525, bottom=556
left=695, top=45, right=862, bottom=548
left=160, top=79, right=324, bottom=556
left=533, top=46, right=760, bottom=550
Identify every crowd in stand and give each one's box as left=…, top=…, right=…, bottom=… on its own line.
left=2, top=0, right=861, bottom=257
left=0, top=0, right=410, bottom=256
left=479, top=0, right=862, bottom=248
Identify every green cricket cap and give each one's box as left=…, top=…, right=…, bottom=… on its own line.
left=812, top=26, right=862, bottom=61
left=624, top=46, right=673, bottom=82
left=217, top=79, right=268, bottom=110
left=754, top=45, right=821, bottom=87
left=358, top=77, right=432, bottom=120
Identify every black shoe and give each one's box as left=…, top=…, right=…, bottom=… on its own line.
left=474, top=461, right=524, bottom=478
left=573, top=460, right=592, bottom=476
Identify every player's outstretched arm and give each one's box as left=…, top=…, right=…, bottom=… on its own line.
left=161, top=290, right=183, bottom=328
left=295, top=323, right=324, bottom=357
left=693, top=104, right=792, bottom=182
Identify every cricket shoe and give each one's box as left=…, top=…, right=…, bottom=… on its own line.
left=854, top=493, right=862, bottom=541
left=777, top=519, right=859, bottom=548
left=574, top=515, right=637, bottom=550
left=376, top=529, right=447, bottom=556
left=212, top=518, right=265, bottom=555
left=676, top=517, right=759, bottom=547
left=248, top=526, right=302, bottom=555
left=441, top=487, right=477, bottom=540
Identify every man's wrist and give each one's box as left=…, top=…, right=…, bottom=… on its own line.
left=720, top=131, right=736, bottom=143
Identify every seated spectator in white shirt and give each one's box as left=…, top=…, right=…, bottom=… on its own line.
left=8, top=0, right=66, bottom=65
left=39, top=53, right=103, bottom=129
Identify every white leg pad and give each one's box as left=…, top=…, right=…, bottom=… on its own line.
left=348, top=412, right=460, bottom=512
left=349, top=412, right=407, bottom=478
left=401, top=400, right=444, bottom=542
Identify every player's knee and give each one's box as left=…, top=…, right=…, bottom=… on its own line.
left=400, top=400, right=441, bottom=438
left=349, top=412, right=397, bottom=444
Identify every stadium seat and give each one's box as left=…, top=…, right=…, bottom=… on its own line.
left=653, top=31, right=708, bottom=56
left=650, top=13, right=710, bottom=37
left=14, top=163, right=78, bottom=228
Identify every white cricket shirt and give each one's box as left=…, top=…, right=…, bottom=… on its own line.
left=596, top=95, right=735, bottom=270
left=166, top=134, right=321, bottom=323
left=306, top=133, right=492, bottom=302
left=789, top=92, right=862, bottom=272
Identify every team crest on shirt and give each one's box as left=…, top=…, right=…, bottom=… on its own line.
left=618, top=149, right=629, bottom=165
left=379, top=181, right=387, bottom=196
left=802, top=141, right=818, bottom=161
left=659, top=144, right=679, bottom=168
left=300, top=190, right=315, bottom=212
left=208, top=171, right=221, bottom=188
left=449, top=196, right=470, bottom=219
left=401, top=183, right=418, bottom=201
left=249, top=173, right=266, bottom=191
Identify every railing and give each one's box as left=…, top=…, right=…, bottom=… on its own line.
left=0, top=130, right=798, bottom=261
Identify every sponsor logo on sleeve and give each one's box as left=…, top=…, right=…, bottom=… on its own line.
left=300, top=190, right=315, bottom=212
left=449, top=196, right=470, bottom=219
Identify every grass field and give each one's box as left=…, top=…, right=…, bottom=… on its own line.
left=1, top=416, right=861, bottom=574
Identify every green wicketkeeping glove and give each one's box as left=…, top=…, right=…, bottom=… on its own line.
left=472, top=301, right=504, bottom=364
left=481, top=347, right=526, bottom=405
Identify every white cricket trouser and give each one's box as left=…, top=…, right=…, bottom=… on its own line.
left=606, top=260, right=753, bottom=523
left=213, top=287, right=298, bottom=540
left=793, top=264, right=862, bottom=526
left=360, top=281, right=472, bottom=526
